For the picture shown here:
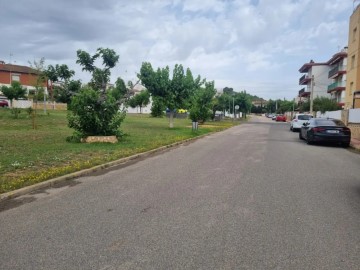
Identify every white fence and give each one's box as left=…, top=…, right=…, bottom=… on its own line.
left=349, top=108, right=360, bottom=123
left=316, top=110, right=342, bottom=120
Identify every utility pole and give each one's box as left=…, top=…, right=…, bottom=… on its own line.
left=310, top=75, right=314, bottom=115
left=233, top=97, right=235, bottom=120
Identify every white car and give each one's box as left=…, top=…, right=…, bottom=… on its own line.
left=290, top=114, right=313, bottom=131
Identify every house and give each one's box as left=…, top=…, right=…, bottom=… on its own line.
left=345, top=4, right=360, bottom=109
left=0, top=61, right=46, bottom=94
left=326, top=48, right=347, bottom=108
left=298, top=60, right=332, bottom=106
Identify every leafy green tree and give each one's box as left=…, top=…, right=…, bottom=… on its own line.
left=138, top=62, right=201, bottom=128
left=68, top=48, right=125, bottom=139
left=1, top=81, right=27, bottom=108
left=278, top=100, right=295, bottom=114
left=68, top=87, right=125, bottom=137
left=189, top=81, right=216, bottom=123
left=234, top=91, right=252, bottom=118
left=54, top=80, right=82, bottom=104
left=45, top=64, right=76, bottom=105
left=76, top=48, right=119, bottom=92
left=109, top=77, right=128, bottom=101
left=128, top=90, right=150, bottom=113
left=150, top=97, right=165, bottom=117
left=223, top=87, right=234, bottom=96
left=1, top=81, right=27, bottom=118
left=265, top=99, right=282, bottom=113
left=299, top=97, right=341, bottom=114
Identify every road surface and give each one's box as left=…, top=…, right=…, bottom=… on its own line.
left=1, top=116, right=360, bottom=269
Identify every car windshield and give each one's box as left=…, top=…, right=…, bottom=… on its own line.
left=315, top=119, right=344, bottom=126
left=298, top=115, right=312, bottom=120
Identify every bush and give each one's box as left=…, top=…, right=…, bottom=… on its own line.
left=67, top=87, right=126, bottom=138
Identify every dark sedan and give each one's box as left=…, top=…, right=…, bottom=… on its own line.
left=299, top=118, right=351, bottom=147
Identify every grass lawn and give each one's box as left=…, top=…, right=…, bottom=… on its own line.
left=0, top=108, right=238, bottom=193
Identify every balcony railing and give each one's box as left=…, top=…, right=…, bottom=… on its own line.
left=298, top=88, right=310, bottom=97
left=328, top=65, right=346, bottom=78
left=327, top=81, right=346, bottom=92
left=299, top=74, right=311, bottom=85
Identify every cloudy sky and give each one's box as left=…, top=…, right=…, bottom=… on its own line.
left=0, top=0, right=355, bottom=100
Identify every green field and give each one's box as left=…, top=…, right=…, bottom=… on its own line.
left=0, top=108, right=238, bottom=193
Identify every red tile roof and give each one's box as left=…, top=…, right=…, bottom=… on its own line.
left=0, top=63, right=39, bottom=75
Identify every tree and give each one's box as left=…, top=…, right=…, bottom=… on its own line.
left=110, top=77, right=127, bottom=101
left=138, top=62, right=201, bottom=128
left=68, top=48, right=125, bottom=139
left=223, top=87, right=234, bottom=95
left=76, top=48, right=119, bottom=92
left=45, top=64, right=76, bottom=106
left=299, top=97, right=341, bottom=114
left=1, top=81, right=27, bottom=118
left=189, top=81, right=216, bottom=123
left=54, top=79, right=82, bottom=104
left=68, top=87, right=125, bottom=137
left=128, top=90, right=150, bottom=113
left=234, top=91, right=252, bottom=118
left=150, top=97, right=165, bottom=117
left=278, top=100, right=295, bottom=114
left=1, top=81, right=27, bottom=107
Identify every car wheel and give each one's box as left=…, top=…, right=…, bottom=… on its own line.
left=290, top=126, right=293, bottom=131
left=306, top=135, right=313, bottom=145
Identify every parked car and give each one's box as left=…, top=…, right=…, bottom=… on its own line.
left=272, top=114, right=277, bottom=120
left=276, top=115, right=286, bottom=122
left=299, top=118, right=351, bottom=147
left=0, top=100, right=9, bottom=107
left=290, top=114, right=313, bottom=131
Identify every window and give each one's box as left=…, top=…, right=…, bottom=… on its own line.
left=351, top=55, right=355, bottom=69
left=353, top=27, right=357, bottom=42
left=350, top=82, right=354, bottom=96
left=11, top=74, right=20, bottom=82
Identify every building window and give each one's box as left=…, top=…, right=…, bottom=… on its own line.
left=11, top=74, right=20, bottom=82
left=353, top=27, right=357, bottom=42
left=350, top=82, right=354, bottom=96
left=351, top=55, right=356, bottom=69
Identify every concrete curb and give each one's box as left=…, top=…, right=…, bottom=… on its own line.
left=0, top=132, right=213, bottom=203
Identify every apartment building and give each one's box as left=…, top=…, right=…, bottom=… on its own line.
left=345, top=4, right=360, bottom=109
left=298, top=60, right=332, bottom=105
left=327, top=48, right=347, bottom=107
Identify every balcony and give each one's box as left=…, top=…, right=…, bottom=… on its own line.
left=298, top=88, right=310, bottom=97
left=299, top=74, right=311, bottom=85
left=327, top=81, right=346, bottom=93
left=328, top=65, right=346, bottom=79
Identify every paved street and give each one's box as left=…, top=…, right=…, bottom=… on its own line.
left=1, top=115, right=360, bottom=270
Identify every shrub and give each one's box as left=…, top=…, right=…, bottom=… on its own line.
left=67, top=87, right=126, bottom=138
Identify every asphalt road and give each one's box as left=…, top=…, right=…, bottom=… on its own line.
left=1, top=116, right=360, bottom=270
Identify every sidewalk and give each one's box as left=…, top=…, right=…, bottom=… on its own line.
left=351, top=137, right=360, bottom=150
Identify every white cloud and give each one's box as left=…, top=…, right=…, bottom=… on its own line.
left=0, top=0, right=354, bottom=100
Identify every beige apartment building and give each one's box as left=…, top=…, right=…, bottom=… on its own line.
left=345, top=4, right=360, bottom=109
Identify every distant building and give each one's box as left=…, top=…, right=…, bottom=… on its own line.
left=0, top=61, right=46, bottom=94
left=345, top=4, right=360, bottom=109
left=251, top=99, right=267, bottom=107
left=298, top=60, right=331, bottom=105
left=326, top=48, right=347, bottom=108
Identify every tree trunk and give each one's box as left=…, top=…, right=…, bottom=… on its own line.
left=169, top=111, right=174, bottom=128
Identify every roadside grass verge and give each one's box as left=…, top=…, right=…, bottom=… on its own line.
left=0, top=109, right=238, bottom=193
